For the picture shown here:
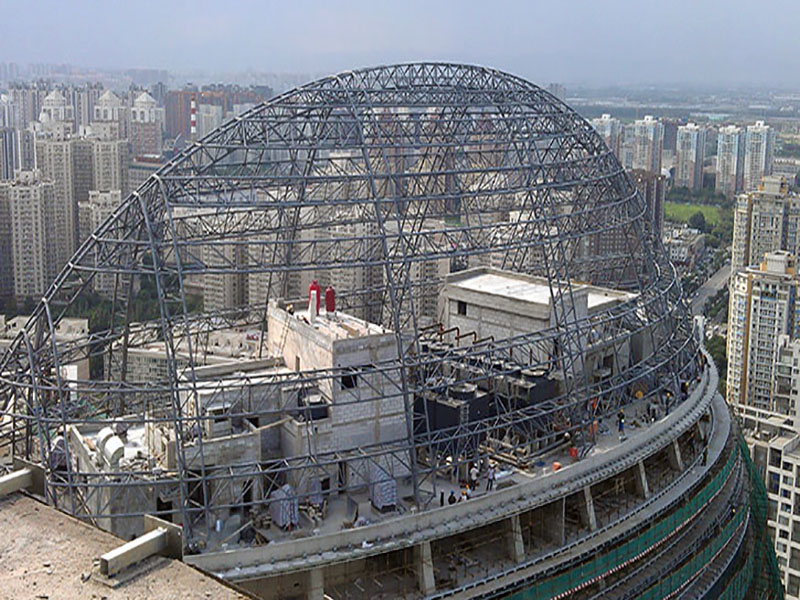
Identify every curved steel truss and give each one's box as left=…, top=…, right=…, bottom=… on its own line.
left=0, top=63, right=699, bottom=548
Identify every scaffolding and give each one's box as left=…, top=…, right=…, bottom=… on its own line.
left=0, top=63, right=700, bottom=551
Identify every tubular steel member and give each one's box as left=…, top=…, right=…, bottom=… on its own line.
left=0, top=63, right=699, bottom=553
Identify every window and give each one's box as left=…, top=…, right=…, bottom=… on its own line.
left=341, top=368, right=358, bottom=390
left=457, top=300, right=467, bottom=316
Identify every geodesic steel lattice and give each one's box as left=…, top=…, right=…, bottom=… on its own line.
left=0, top=63, right=699, bottom=548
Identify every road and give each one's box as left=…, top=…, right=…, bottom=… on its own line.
left=690, top=263, right=731, bottom=315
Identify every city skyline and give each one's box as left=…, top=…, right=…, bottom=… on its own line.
left=3, top=0, right=800, bottom=87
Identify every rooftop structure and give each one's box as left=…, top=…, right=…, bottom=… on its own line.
left=0, top=63, right=779, bottom=599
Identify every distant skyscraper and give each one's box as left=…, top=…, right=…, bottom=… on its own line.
left=16, top=129, right=35, bottom=171
left=35, top=136, right=76, bottom=268
left=744, top=120, right=776, bottom=191
left=0, top=94, right=12, bottom=128
left=128, top=155, right=164, bottom=193
left=630, top=169, right=666, bottom=238
left=591, top=114, right=621, bottom=157
left=77, top=190, right=123, bottom=294
left=165, top=89, right=195, bottom=140
left=71, top=138, right=94, bottom=205
left=10, top=82, right=50, bottom=131
left=631, top=115, right=663, bottom=174
left=130, top=92, right=164, bottom=156
left=197, top=103, right=224, bottom=139
left=0, top=128, right=16, bottom=180
left=0, top=175, right=12, bottom=298
left=0, top=170, right=57, bottom=298
left=619, top=123, right=635, bottom=171
left=37, top=89, right=75, bottom=137
left=91, top=90, right=125, bottom=140
left=546, top=83, right=566, bottom=100
left=674, top=123, right=706, bottom=191
left=716, top=125, right=745, bottom=198
left=70, top=84, right=103, bottom=131
left=92, top=138, right=130, bottom=196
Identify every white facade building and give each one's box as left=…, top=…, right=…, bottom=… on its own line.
left=744, top=120, right=776, bottom=191
left=716, top=125, right=745, bottom=198
left=590, top=114, right=621, bottom=157
left=675, top=123, right=706, bottom=191
left=727, top=252, right=800, bottom=411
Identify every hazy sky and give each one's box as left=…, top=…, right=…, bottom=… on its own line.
left=2, top=0, right=799, bottom=86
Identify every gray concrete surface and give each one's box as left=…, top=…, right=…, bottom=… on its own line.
left=691, top=263, right=730, bottom=315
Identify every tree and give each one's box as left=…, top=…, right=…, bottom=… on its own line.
left=688, top=211, right=706, bottom=232
left=706, top=334, right=727, bottom=396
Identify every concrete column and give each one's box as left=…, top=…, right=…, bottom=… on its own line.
left=668, top=439, right=684, bottom=471
left=507, top=514, right=525, bottom=563
left=414, top=540, right=436, bottom=595
left=542, top=498, right=565, bottom=546
left=580, top=486, right=597, bottom=531
left=307, top=568, right=324, bottom=600
left=634, top=461, right=650, bottom=499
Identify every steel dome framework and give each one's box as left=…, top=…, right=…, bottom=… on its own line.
left=0, top=63, right=699, bottom=547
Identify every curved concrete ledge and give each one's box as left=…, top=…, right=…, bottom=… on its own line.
left=187, top=352, right=720, bottom=581
left=438, top=385, right=732, bottom=599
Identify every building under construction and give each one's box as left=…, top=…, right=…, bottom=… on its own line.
left=0, top=63, right=782, bottom=599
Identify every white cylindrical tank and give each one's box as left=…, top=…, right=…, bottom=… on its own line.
left=96, top=427, right=115, bottom=454
left=102, top=435, right=125, bottom=469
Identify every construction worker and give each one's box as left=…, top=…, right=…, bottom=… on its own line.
left=617, top=409, right=626, bottom=441
left=470, top=463, right=480, bottom=490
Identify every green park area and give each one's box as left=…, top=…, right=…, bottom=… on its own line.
left=664, top=202, right=724, bottom=227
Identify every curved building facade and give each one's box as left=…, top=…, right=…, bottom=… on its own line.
left=0, top=63, right=781, bottom=598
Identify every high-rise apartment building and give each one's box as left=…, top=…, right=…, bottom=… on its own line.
left=128, top=155, right=164, bottom=192
left=0, top=177, right=12, bottom=298
left=37, top=89, right=75, bottom=137
left=130, top=92, right=164, bottom=156
left=727, top=251, right=800, bottom=410
left=197, top=103, right=224, bottom=140
left=10, top=82, right=51, bottom=131
left=91, top=90, right=126, bottom=140
left=35, top=135, right=76, bottom=269
left=0, top=171, right=57, bottom=299
left=16, top=129, right=36, bottom=171
left=0, top=128, right=16, bottom=180
left=70, top=83, right=104, bottom=131
left=716, top=125, right=745, bottom=198
left=731, top=176, right=799, bottom=270
left=77, top=190, right=123, bottom=294
left=675, top=122, right=706, bottom=191
left=624, top=115, right=663, bottom=175
left=203, top=233, right=248, bottom=311
left=590, top=113, right=621, bottom=157
left=744, top=120, right=776, bottom=191
left=70, top=138, right=94, bottom=205
left=91, top=138, right=129, bottom=196
left=630, top=169, right=666, bottom=238
left=0, top=94, right=12, bottom=128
